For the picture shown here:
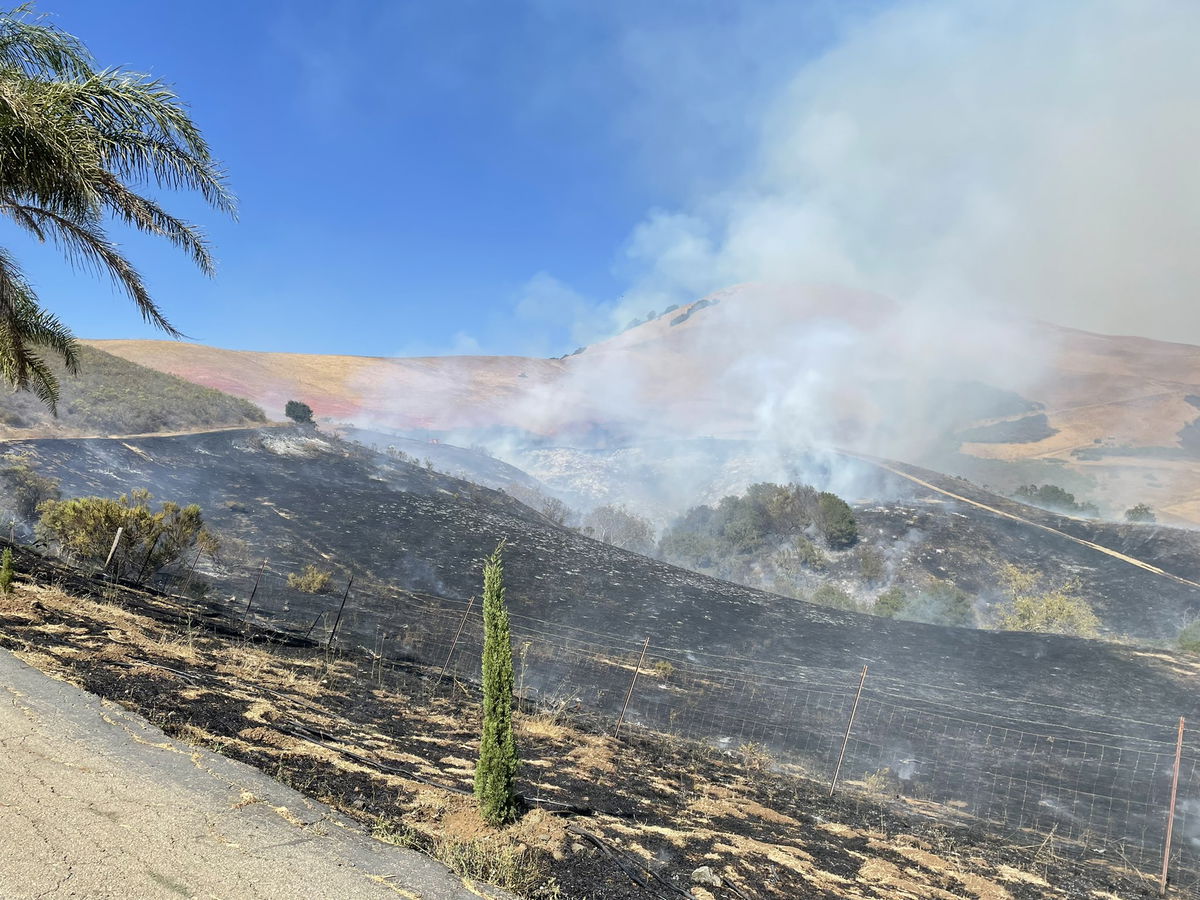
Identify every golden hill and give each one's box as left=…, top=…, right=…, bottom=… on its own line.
left=86, top=283, right=1200, bottom=522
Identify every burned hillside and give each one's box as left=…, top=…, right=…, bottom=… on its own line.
left=10, top=425, right=1200, bottom=889
left=11, top=426, right=1197, bottom=719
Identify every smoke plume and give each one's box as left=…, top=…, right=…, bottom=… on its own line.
left=617, top=0, right=1200, bottom=342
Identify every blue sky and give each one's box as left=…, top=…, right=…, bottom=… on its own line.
left=4, top=1, right=871, bottom=357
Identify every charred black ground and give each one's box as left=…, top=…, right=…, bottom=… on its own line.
left=0, top=552, right=1172, bottom=899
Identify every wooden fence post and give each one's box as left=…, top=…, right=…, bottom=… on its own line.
left=614, top=637, right=650, bottom=737
left=829, top=665, right=869, bottom=798
left=103, top=527, right=124, bottom=573
left=1160, top=716, right=1186, bottom=896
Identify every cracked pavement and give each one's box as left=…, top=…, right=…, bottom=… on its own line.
left=0, top=650, right=509, bottom=899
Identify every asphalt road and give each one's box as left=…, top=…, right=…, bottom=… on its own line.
left=0, top=650, right=509, bottom=899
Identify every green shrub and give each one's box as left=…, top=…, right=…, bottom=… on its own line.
left=649, top=659, right=675, bottom=679
left=657, top=529, right=722, bottom=570
left=0, top=548, right=13, bottom=594
left=660, top=483, right=825, bottom=565
left=0, top=453, right=60, bottom=521
left=811, top=583, right=857, bottom=611
left=287, top=564, right=332, bottom=593
left=1124, top=503, right=1156, bottom=523
left=475, top=544, right=519, bottom=826
left=856, top=546, right=885, bottom=584
left=1178, top=622, right=1200, bottom=655
left=902, top=579, right=975, bottom=627
left=874, top=586, right=906, bottom=618
left=660, top=482, right=857, bottom=578
left=993, top=564, right=1100, bottom=636
left=37, top=489, right=216, bottom=581
left=581, top=505, right=656, bottom=556
left=794, top=536, right=827, bottom=570
left=1014, top=484, right=1099, bottom=517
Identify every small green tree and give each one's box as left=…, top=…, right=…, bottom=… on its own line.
left=1124, top=503, right=1156, bottom=523
left=284, top=400, right=314, bottom=424
left=816, top=492, right=858, bottom=548
left=0, top=548, right=13, bottom=594
left=475, top=543, right=519, bottom=826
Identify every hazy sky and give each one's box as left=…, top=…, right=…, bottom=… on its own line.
left=5, top=1, right=1197, bottom=356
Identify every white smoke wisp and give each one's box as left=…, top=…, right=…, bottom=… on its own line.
left=619, top=0, right=1200, bottom=343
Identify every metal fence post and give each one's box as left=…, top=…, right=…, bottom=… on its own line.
left=829, top=665, right=868, bottom=797
left=135, top=530, right=163, bottom=584
left=1160, top=716, right=1186, bottom=896
left=325, top=575, right=354, bottom=652
left=179, top=546, right=203, bottom=598
left=436, top=596, right=475, bottom=687
left=614, top=637, right=650, bottom=737
left=243, top=557, right=268, bottom=618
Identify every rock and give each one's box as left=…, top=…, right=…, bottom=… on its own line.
left=690, top=866, right=722, bottom=888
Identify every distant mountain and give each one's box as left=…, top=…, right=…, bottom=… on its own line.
left=87, top=283, right=1200, bottom=523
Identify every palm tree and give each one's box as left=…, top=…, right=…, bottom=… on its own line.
left=0, top=4, right=234, bottom=409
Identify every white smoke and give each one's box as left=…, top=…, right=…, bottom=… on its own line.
left=345, top=0, right=1200, bottom=520
left=617, top=0, right=1200, bottom=342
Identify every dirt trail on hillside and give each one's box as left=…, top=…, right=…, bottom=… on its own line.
left=0, top=421, right=288, bottom=445
left=847, top=451, right=1200, bottom=590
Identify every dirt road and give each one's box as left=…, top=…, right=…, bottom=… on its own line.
left=847, top=451, right=1200, bottom=590
left=0, top=649, right=508, bottom=900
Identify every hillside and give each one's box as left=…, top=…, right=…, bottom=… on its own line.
left=0, top=344, right=265, bottom=438
left=87, top=284, right=1200, bottom=525
left=6, top=426, right=1199, bottom=893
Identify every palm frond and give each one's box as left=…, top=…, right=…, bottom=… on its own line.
left=0, top=7, right=231, bottom=409
left=96, top=127, right=235, bottom=215
left=0, top=246, right=78, bottom=412
left=94, top=176, right=216, bottom=274
left=0, top=202, right=178, bottom=335
left=0, top=5, right=91, bottom=80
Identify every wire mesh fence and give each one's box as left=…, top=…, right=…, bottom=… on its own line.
left=120, top=554, right=1200, bottom=894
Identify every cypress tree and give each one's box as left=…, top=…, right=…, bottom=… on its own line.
left=0, top=547, right=12, bottom=594
left=474, top=542, right=519, bottom=825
